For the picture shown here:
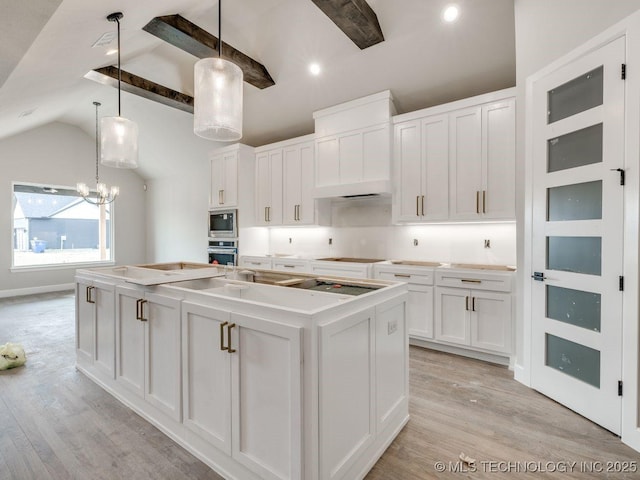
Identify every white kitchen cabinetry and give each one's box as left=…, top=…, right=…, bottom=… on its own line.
left=434, top=268, right=513, bottom=356
left=256, top=135, right=329, bottom=227
left=393, top=115, right=449, bottom=222
left=115, top=285, right=182, bottom=421
left=374, top=263, right=436, bottom=339
left=210, top=148, right=238, bottom=208
left=182, top=302, right=302, bottom=480
left=272, top=257, right=310, bottom=274
left=255, top=149, right=283, bottom=226
left=313, top=90, right=396, bottom=198
left=310, top=260, right=378, bottom=279
left=75, top=278, right=115, bottom=379
left=239, top=255, right=273, bottom=269
left=449, top=98, right=516, bottom=221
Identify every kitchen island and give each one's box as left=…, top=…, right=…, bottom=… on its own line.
left=75, top=262, right=409, bottom=480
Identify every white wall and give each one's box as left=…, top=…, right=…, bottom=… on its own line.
left=0, top=121, right=146, bottom=294
left=514, top=0, right=640, bottom=368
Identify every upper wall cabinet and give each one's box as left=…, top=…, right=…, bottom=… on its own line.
left=449, top=98, right=516, bottom=221
left=313, top=91, right=396, bottom=198
left=209, top=144, right=255, bottom=214
left=255, top=135, right=329, bottom=227
left=392, top=88, right=516, bottom=223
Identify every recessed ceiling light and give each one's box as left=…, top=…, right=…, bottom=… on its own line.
left=443, top=5, right=459, bottom=23
left=106, top=49, right=118, bottom=56
left=309, top=63, right=321, bottom=76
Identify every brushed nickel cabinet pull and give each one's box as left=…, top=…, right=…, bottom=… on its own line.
left=394, top=274, right=411, bottom=278
left=416, top=195, right=420, bottom=216
left=472, top=297, right=476, bottom=312
left=264, top=206, right=268, bottom=222
left=267, top=206, right=271, bottom=222
left=421, top=195, right=425, bottom=216
left=220, top=321, right=229, bottom=351
left=476, top=191, right=480, bottom=214
left=218, top=189, right=223, bottom=205
left=139, top=300, right=148, bottom=321
left=221, top=189, right=225, bottom=205
left=297, top=204, right=301, bottom=221
left=136, top=298, right=142, bottom=320
left=482, top=190, right=486, bottom=214
left=86, top=286, right=95, bottom=304
left=465, top=296, right=469, bottom=311
left=227, top=323, right=236, bottom=353
left=461, top=279, right=482, bottom=284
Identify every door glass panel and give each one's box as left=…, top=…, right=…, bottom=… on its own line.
left=547, top=181, right=602, bottom=221
left=547, top=124, right=603, bottom=173
left=546, top=333, right=600, bottom=388
left=547, top=236, right=601, bottom=275
left=548, top=66, right=603, bottom=123
left=546, top=285, right=601, bottom=332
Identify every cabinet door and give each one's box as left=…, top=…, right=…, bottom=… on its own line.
left=449, top=107, right=482, bottom=220
left=94, top=280, right=115, bottom=379
left=256, top=151, right=283, bottom=225
left=221, top=151, right=238, bottom=207
left=310, top=264, right=368, bottom=279
left=435, top=287, right=470, bottom=346
left=182, top=302, right=232, bottom=454
left=422, top=115, right=449, bottom=220
left=115, top=286, right=145, bottom=398
left=76, top=281, right=95, bottom=365
left=230, top=313, right=303, bottom=480
left=338, top=131, right=363, bottom=184
left=407, top=284, right=434, bottom=339
left=283, top=145, right=302, bottom=224
left=394, top=120, right=423, bottom=222
left=210, top=154, right=224, bottom=208
left=470, top=290, right=512, bottom=354
left=362, top=124, right=389, bottom=181
left=298, top=142, right=316, bottom=224
left=482, top=99, right=515, bottom=219
left=144, top=292, right=182, bottom=422
left=316, top=136, right=339, bottom=187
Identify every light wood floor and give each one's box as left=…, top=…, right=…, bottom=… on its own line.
left=1, top=292, right=639, bottom=479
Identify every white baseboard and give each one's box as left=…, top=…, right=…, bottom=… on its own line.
left=409, top=337, right=511, bottom=367
left=0, top=283, right=75, bottom=299
left=513, top=363, right=530, bottom=386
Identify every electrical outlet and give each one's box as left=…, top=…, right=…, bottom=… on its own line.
left=413, top=239, right=419, bottom=246
left=388, top=319, right=398, bottom=335
left=484, top=239, right=491, bottom=248
left=329, top=238, right=333, bottom=245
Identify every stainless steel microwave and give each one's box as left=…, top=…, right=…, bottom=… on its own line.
left=209, top=209, right=237, bottom=238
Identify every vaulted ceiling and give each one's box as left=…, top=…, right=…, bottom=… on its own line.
left=0, top=0, right=515, bottom=177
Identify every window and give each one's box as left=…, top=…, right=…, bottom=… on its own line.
left=12, top=183, right=113, bottom=268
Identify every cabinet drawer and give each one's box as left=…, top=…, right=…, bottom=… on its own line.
left=239, top=256, right=272, bottom=269
left=436, top=269, right=513, bottom=292
left=374, top=266, right=435, bottom=285
left=272, top=258, right=310, bottom=273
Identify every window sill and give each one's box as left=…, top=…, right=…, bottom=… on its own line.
left=10, top=260, right=116, bottom=273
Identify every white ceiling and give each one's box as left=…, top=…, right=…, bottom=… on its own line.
left=0, top=0, right=515, bottom=178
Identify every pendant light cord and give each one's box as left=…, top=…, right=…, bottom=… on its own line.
left=94, top=102, right=100, bottom=184
left=116, top=17, right=122, bottom=116
left=218, top=0, right=222, bottom=58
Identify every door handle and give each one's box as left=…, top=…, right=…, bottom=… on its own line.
left=421, top=195, right=425, bottom=216
left=227, top=323, right=236, bottom=353
left=220, top=321, right=229, bottom=351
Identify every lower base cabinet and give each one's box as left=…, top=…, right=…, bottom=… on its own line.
left=182, top=302, right=303, bottom=480
left=435, top=287, right=512, bottom=354
left=115, top=285, right=182, bottom=422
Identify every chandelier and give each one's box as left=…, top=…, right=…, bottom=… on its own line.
left=77, top=101, right=119, bottom=205
left=193, top=0, right=243, bottom=141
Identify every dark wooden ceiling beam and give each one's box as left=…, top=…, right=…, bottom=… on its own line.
left=143, top=15, right=275, bottom=90
left=310, top=0, right=384, bottom=49
left=84, top=66, right=194, bottom=114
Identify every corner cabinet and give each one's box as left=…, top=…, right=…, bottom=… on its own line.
left=255, top=134, right=329, bottom=226
left=392, top=88, right=516, bottom=223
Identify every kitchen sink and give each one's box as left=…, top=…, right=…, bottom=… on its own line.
left=315, top=257, right=385, bottom=263
left=390, top=260, right=442, bottom=267
left=450, top=263, right=516, bottom=272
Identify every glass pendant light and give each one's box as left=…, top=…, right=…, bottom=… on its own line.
left=77, top=102, right=120, bottom=205
left=194, top=0, right=243, bottom=141
left=101, top=12, right=139, bottom=168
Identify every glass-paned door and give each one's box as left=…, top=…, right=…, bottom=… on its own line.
left=530, top=36, right=624, bottom=434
